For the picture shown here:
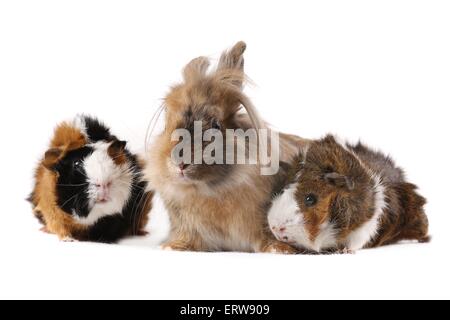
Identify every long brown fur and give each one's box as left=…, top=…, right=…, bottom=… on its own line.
left=145, top=42, right=307, bottom=253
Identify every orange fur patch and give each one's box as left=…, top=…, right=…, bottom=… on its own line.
left=107, top=142, right=128, bottom=166
left=31, top=122, right=89, bottom=239
left=50, top=122, right=87, bottom=150
left=303, top=194, right=334, bottom=242
left=32, top=165, right=88, bottom=239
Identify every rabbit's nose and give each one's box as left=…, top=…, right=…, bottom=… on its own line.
left=179, top=162, right=189, bottom=171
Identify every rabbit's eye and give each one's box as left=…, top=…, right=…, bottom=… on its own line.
left=212, top=120, right=221, bottom=130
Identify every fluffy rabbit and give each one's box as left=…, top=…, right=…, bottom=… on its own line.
left=145, top=42, right=307, bottom=253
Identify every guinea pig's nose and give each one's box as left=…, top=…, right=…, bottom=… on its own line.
left=96, top=182, right=111, bottom=189
left=272, top=226, right=286, bottom=233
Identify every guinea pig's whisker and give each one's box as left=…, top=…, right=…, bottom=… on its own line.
left=126, top=182, right=146, bottom=191
left=75, top=168, right=89, bottom=179
left=139, top=193, right=152, bottom=234
left=74, top=194, right=84, bottom=214
left=124, top=182, right=144, bottom=234
left=57, top=183, right=89, bottom=187
left=115, top=178, right=135, bottom=186
left=116, top=176, right=145, bottom=189
left=59, top=191, right=84, bottom=209
left=131, top=189, right=146, bottom=234
left=133, top=188, right=152, bottom=235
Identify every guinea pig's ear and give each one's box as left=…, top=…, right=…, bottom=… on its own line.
left=109, top=140, right=127, bottom=153
left=324, top=172, right=355, bottom=191
left=107, top=140, right=127, bottom=164
left=183, top=56, right=210, bottom=83
left=43, top=148, right=63, bottom=170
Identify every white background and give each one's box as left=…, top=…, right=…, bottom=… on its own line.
left=1, top=0, right=449, bottom=300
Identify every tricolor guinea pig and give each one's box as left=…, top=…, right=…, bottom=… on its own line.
left=29, top=115, right=153, bottom=243
left=268, top=135, right=430, bottom=254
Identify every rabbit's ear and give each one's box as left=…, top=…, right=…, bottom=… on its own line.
left=183, top=56, right=210, bottom=82
left=216, top=41, right=247, bottom=89
left=218, top=41, right=246, bottom=72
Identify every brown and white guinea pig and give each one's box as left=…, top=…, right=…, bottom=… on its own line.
left=145, top=42, right=307, bottom=253
left=29, top=115, right=153, bottom=243
left=268, top=135, right=430, bottom=254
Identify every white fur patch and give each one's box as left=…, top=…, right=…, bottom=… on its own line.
left=72, top=115, right=89, bottom=141
left=74, top=141, right=133, bottom=226
left=268, top=184, right=337, bottom=252
left=313, top=222, right=337, bottom=252
left=268, top=184, right=301, bottom=230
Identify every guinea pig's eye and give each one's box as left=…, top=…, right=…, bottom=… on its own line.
left=73, top=160, right=82, bottom=168
left=305, top=194, right=318, bottom=207
left=212, top=120, right=221, bottom=130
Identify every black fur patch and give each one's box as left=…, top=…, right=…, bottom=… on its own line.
left=82, top=215, right=129, bottom=243
left=83, top=116, right=114, bottom=142
left=55, top=146, right=94, bottom=217
left=26, top=192, right=34, bottom=204
left=115, top=152, right=149, bottom=235
left=33, top=209, right=46, bottom=226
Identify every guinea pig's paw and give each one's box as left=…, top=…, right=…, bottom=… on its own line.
left=136, top=230, right=149, bottom=237
left=39, top=226, right=51, bottom=234
left=262, top=241, right=298, bottom=255
left=60, top=236, right=78, bottom=243
left=161, top=240, right=192, bottom=252
left=338, top=247, right=356, bottom=255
